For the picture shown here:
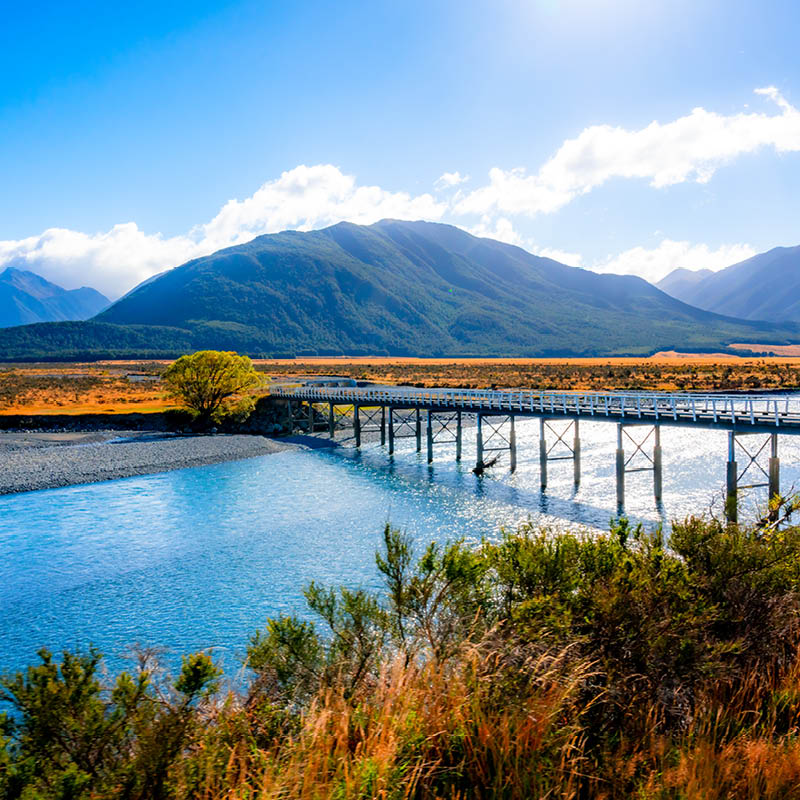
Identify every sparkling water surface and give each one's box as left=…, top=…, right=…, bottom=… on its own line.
left=2, top=413, right=800, bottom=679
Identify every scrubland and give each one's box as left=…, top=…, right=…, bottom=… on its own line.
left=2, top=356, right=800, bottom=415
left=259, top=355, right=800, bottom=392
left=5, top=512, right=800, bottom=798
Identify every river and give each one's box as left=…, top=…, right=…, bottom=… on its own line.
left=2, top=415, right=799, bottom=679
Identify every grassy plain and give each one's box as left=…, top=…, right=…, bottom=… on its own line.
left=2, top=355, right=800, bottom=414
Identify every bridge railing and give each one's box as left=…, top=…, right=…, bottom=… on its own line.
left=271, top=385, right=797, bottom=427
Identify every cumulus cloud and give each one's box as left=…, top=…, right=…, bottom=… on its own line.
left=0, top=224, right=207, bottom=302
left=590, top=240, right=757, bottom=283
left=0, top=165, right=447, bottom=299
left=534, top=246, right=584, bottom=267
left=199, top=164, right=446, bottom=252
left=455, top=87, right=800, bottom=217
left=465, top=215, right=524, bottom=246
left=435, top=171, right=469, bottom=189
left=2, top=88, right=796, bottom=299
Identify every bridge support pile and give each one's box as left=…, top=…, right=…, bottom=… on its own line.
left=615, top=423, right=663, bottom=509
left=352, top=405, right=386, bottom=448
left=426, top=410, right=462, bottom=463
left=287, top=400, right=315, bottom=433
left=388, top=408, right=422, bottom=455
left=327, top=402, right=355, bottom=438
left=476, top=413, right=517, bottom=472
left=726, top=431, right=780, bottom=523
left=539, top=419, right=581, bottom=489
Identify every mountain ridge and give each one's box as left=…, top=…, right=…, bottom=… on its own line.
left=657, top=246, right=800, bottom=321
left=0, top=267, right=110, bottom=328
left=0, top=221, right=796, bottom=359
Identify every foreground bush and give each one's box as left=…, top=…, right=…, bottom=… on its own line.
left=3, top=515, right=800, bottom=798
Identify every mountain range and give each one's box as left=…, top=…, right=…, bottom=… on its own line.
left=0, top=221, right=796, bottom=360
left=657, top=246, right=800, bottom=321
left=0, top=267, right=109, bottom=329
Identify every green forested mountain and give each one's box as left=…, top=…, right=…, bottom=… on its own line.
left=0, top=221, right=796, bottom=359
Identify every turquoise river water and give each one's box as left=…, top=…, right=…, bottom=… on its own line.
left=2, top=413, right=800, bottom=679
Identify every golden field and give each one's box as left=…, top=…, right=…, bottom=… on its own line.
left=2, top=354, right=800, bottom=414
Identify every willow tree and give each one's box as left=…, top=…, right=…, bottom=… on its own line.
left=163, top=350, right=261, bottom=422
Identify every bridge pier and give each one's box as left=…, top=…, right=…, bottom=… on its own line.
left=616, top=426, right=625, bottom=509
left=416, top=409, right=422, bottom=452
left=427, top=411, right=433, bottom=463
left=654, top=425, right=663, bottom=503
left=476, top=413, right=516, bottom=473
left=477, top=413, right=483, bottom=467
left=287, top=400, right=315, bottom=433
left=539, top=418, right=580, bottom=490
left=615, top=422, right=663, bottom=509
left=423, top=410, right=462, bottom=464
left=352, top=405, right=386, bottom=449
left=510, top=415, right=517, bottom=473
left=387, top=407, right=419, bottom=455
left=726, top=431, right=780, bottom=524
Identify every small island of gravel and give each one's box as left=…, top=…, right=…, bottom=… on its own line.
left=0, top=431, right=299, bottom=495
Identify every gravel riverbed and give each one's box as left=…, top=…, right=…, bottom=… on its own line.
left=0, top=432, right=298, bottom=495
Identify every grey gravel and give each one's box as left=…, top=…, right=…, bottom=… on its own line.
left=0, top=432, right=296, bottom=495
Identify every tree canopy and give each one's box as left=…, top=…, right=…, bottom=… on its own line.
left=162, top=350, right=260, bottom=421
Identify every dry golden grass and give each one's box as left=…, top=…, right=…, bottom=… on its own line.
left=257, top=356, right=800, bottom=393
left=3, top=354, right=800, bottom=415
left=181, top=647, right=800, bottom=799
left=0, top=363, right=174, bottom=415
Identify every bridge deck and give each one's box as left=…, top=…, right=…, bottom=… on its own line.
left=272, top=385, right=800, bottom=433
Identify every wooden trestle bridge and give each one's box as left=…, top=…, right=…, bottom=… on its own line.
left=272, top=384, right=800, bottom=522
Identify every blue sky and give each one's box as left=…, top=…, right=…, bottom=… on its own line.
left=1, top=0, right=799, bottom=297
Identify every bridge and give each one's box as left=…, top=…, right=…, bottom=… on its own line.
left=271, top=384, right=800, bottom=522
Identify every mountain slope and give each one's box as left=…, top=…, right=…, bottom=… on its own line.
left=0, top=221, right=796, bottom=359
left=657, top=246, right=800, bottom=321
left=0, top=267, right=109, bottom=328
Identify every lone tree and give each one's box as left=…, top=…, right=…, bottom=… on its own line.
left=163, top=350, right=261, bottom=422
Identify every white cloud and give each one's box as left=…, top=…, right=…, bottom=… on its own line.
left=199, top=164, right=446, bottom=252
left=465, top=215, right=524, bottom=246
left=533, top=246, right=583, bottom=267
left=0, top=165, right=447, bottom=299
left=590, top=240, right=757, bottom=283
left=2, top=87, right=796, bottom=300
left=0, top=224, right=207, bottom=302
left=455, top=88, right=800, bottom=217
left=435, top=171, right=469, bottom=189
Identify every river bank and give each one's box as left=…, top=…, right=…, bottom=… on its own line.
left=0, top=431, right=298, bottom=495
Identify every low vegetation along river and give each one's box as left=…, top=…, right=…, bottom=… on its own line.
left=3, top=411, right=800, bottom=679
